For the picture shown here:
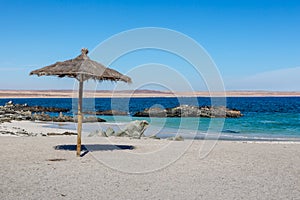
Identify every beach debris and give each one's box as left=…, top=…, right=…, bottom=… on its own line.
left=133, top=105, right=243, bottom=118
left=116, top=120, right=149, bottom=139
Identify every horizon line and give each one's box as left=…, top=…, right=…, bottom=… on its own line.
left=0, top=89, right=300, bottom=98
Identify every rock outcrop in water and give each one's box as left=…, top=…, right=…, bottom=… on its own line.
left=0, top=101, right=106, bottom=123
left=4, top=101, right=70, bottom=112
left=95, top=110, right=128, bottom=116
left=133, top=105, right=242, bottom=118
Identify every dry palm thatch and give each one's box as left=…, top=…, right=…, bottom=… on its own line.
left=30, top=48, right=131, bottom=83
left=30, top=48, right=131, bottom=156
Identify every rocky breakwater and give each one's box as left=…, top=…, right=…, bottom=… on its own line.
left=133, top=105, right=243, bottom=118
left=0, top=101, right=106, bottom=123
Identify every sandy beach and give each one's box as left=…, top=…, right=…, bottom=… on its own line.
left=2, top=0, right=300, bottom=199
left=0, top=121, right=299, bottom=199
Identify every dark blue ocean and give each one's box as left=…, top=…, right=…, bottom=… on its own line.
left=1, top=97, right=300, bottom=141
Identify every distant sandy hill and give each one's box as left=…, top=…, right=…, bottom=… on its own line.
left=0, top=90, right=300, bottom=98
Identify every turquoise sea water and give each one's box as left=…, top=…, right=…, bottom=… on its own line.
left=1, top=97, right=299, bottom=141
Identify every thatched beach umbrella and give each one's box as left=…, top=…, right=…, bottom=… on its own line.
left=30, top=48, right=131, bottom=156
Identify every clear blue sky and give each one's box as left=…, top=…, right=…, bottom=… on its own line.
left=1, top=0, right=300, bottom=91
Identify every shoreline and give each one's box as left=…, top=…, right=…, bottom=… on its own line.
left=1, top=120, right=300, bottom=142
left=1, top=90, right=300, bottom=98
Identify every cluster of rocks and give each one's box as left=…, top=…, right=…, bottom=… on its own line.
left=13, top=105, right=69, bottom=113
left=88, top=120, right=184, bottom=141
left=89, top=120, right=149, bottom=139
left=0, top=101, right=106, bottom=123
left=32, top=112, right=105, bottom=123
left=133, top=105, right=243, bottom=118
left=0, top=101, right=33, bottom=123
left=86, top=105, right=242, bottom=118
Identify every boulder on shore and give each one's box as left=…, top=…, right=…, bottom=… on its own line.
left=93, top=120, right=149, bottom=139
left=116, top=120, right=149, bottom=139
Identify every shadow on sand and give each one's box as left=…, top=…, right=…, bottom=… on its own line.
left=54, top=144, right=134, bottom=157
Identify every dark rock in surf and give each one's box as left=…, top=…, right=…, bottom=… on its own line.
left=133, top=107, right=167, bottom=117
left=96, top=110, right=128, bottom=116
left=133, top=105, right=243, bottom=118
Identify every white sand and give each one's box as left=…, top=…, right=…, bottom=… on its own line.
left=0, top=121, right=77, bottom=136
left=0, top=122, right=300, bottom=199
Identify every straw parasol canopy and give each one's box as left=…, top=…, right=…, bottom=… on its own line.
left=30, top=48, right=131, bottom=156
left=30, top=48, right=131, bottom=82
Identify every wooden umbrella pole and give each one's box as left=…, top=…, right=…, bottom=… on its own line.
left=76, top=77, right=83, bottom=156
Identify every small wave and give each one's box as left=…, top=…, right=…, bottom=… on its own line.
left=219, top=132, right=300, bottom=141
left=260, top=120, right=283, bottom=124
left=222, top=129, right=240, bottom=133
left=102, top=122, right=127, bottom=126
